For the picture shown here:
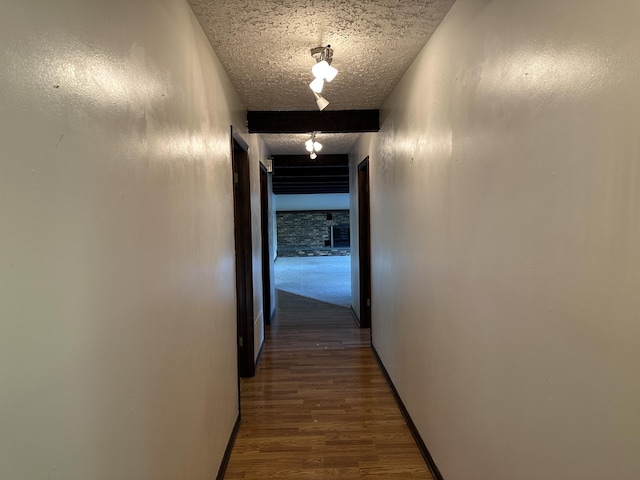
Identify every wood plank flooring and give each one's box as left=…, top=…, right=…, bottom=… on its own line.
left=223, top=290, right=432, bottom=479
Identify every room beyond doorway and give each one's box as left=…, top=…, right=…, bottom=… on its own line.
left=274, top=256, right=351, bottom=308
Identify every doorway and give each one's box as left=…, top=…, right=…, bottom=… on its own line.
left=357, top=157, right=371, bottom=329
left=260, top=163, right=272, bottom=325
left=231, top=128, right=255, bottom=377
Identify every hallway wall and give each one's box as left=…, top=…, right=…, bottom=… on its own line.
left=0, top=1, right=265, bottom=479
left=351, top=0, right=640, bottom=478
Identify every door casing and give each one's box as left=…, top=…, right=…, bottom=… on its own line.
left=231, top=127, right=255, bottom=377
left=358, top=157, right=372, bottom=329
left=260, top=162, right=272, bottom=325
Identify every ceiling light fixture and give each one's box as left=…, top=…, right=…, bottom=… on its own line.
left=311, top=45, right=338, bottom=82
left=313, top=91, right=329, bottom=111
left=309, top=45, right=337, bottom=109
left=305, top=133, right=322, bottom=159
left=309, top=77, right=324, bottom=93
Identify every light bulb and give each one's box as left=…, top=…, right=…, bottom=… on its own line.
left=324, top=65, right=338, bottom=82
left=313, top=91, right=329, bottom=111
left=310, top=152, right=317, bottom=160
left=309, top=77, right=324, bottom=93
left=313, top=141, right=322, bottom=152
left=312, top=60, right=329, bottom=79
left=305, top=139, right=314, bottom=152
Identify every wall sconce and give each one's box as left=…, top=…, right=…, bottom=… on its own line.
left=305, top=133, right=322, bottom=159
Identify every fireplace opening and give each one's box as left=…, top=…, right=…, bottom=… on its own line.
left=331, top=224, right=350, bottom=248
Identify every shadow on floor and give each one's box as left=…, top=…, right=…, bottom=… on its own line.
left=274, top=256, right=351, bottom=308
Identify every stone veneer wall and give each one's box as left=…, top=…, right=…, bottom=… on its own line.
left=277, top=210, right=350, bottom=257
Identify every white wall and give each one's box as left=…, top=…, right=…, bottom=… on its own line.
left=352, top=1, right=640, bottom=478
left=0, top=1, right=265, bottom=479
left=275, top=193, right=350, bottom=211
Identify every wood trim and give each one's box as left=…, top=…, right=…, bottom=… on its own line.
left=216, top=414, right=241, bottom=480
left=350, top=306, right=360, bottom=327
left=247, top=110, right=379, bottom=133
left=371, top=345, right=444, bottom=480
left=231, top=126, right=255, bottom=378
left=259, top=163, right=271, bottom=326
left=254, top=337, right=265, bottom=371
left=357, top=157, right=371, bottom=329
left=273, top=166, right=349, bottom=177
left=272, top=154, right=349, bottom=167
left=272, top=155, right=350, bottom=194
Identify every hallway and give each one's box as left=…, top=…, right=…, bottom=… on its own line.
left=223, top=290, right=432, bottom=479
left=4, top=1, right=640, bottom=478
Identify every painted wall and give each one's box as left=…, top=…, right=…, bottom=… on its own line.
left=352, top=0, right=640, bottom=478
left=0, top=1, right=265, bottom=478
left=275, top=193, right=350, bottom=211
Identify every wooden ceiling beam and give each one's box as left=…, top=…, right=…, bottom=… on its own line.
left=248, top=110, right=379, bottom=133
left=273, top=176, right=349, bottom=184
left=273, top=167, right=348, bottom=177
left=272, top=154, right=349, bottom=168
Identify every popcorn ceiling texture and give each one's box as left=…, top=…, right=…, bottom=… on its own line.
left=188, top=0, right=455, bottom=111
left=188, top=0, right=454, bottom=155
left=262, top=132, right=359, bottom=155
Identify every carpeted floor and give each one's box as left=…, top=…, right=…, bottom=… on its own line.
left=274, top=256, right=352, bottom=307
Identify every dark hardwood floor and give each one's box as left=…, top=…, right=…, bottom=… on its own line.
left=224, top=290, right=432, bottom=479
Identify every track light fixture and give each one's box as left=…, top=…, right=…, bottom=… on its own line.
left=311, top=45, right=338, bottom=81
left=305, top=132, right=322, bottom=159
left=309, top=77, right=324, bottom=93
left=313, top=91, right=329, bottom=111
left=309, top=45, right=337, bottom=109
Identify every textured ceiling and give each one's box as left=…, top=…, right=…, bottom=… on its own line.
left=262, top=132, right=359, bottom=155
left=188, top=0, right=455, bottom=154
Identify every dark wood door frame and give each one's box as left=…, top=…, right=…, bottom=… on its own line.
left=259, top=163, right=272, bottom=325
left=358, top=157, right=372, bottom=329
left=231, top=127, right=255, bottom=378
